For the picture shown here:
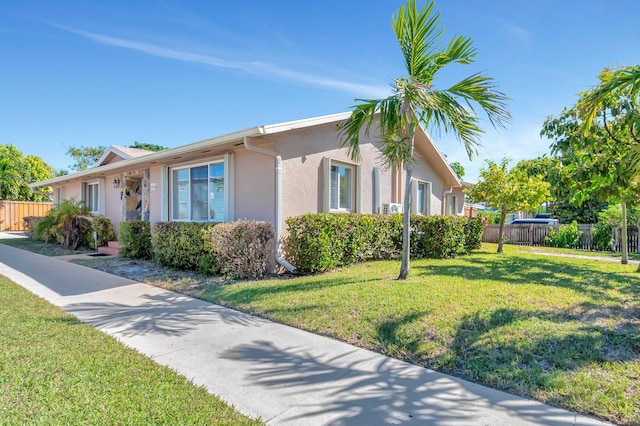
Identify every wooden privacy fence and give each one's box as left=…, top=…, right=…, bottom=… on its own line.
left=482, top=223, right=639, bottom=253
left=0, top=200, right=53, bottom=231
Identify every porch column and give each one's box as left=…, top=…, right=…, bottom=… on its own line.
left=119, top=174, right=126, bottom=223
left=142, top=168, right=150, bottom=221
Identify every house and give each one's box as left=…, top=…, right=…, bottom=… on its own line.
left=31, top=112, right=464, bottom=268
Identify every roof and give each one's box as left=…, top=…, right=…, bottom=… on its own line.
left=94, top=145, right=154, bottom=167
left=30, top=111, right=460, bottom=188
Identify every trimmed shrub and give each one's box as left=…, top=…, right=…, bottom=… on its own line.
left=151, top=222, right=219, bottom=274
left=545, top=221, right=583, bottom=248
left=411, top=215, right=466, bottom=259
left=284, top=213, right=403, bottom=273
left=119, top=220, right=151, bottom=259
left=464, top=217, right=484, bottom=252
left=284, top=213, right=477, bottom=273
left=206, top=220, right=275, bottom=279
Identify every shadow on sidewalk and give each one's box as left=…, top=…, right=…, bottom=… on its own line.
left=221, top=340, right=597, bottom=425
left=63, top=292, right=270, bottom=337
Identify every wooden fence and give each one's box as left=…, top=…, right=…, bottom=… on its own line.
left=0, top=200, right=53, bottom=231
left=482, top=223, right=639, bottom=253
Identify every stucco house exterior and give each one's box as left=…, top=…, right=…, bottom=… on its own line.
left=31, top=112, right=464, bottom=264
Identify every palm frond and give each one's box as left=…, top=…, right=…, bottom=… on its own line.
left=392, top=0, right=443, bottom=77
left=447, top=72, right=511, bottom=130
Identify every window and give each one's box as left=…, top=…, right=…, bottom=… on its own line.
left=86, top=182, right=99, bottom=213
left=447, top=195, right=459, bottom=215
left=330, top=163, right=353, bottom=211
left=412, top=180, right=431, bottom=215
left=172, top=162, right=225, bottom=222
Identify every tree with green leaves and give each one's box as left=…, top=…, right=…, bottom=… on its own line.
left=130, top=141, right=167, bottom=152
left=467, top=157, right=550, bottom=253
left=0, top=144, right=54, bottom=201
left=338, top=0, right=510, bottom=279
left=66, top=142, right=168, bottom=171
left=556, top=65, right=640, bottom=265
left=66, top=145, right=107, bottom=171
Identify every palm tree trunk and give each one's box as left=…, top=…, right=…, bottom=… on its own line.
left=398, top=160, right=413, bottom=279
left=621, top=201, right=628, bottom=264
left=398, top=129, right=416, bottom=280
left=497, top=209, right=506, bottom=253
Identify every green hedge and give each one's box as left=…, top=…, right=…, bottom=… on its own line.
left=119, top=220, right=151, bottom=259
left=285, top=213, right=482, bottom=273
left=151, top=222, right=219, bottom=274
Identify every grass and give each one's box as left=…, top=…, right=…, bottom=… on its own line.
left=187, top=243, right=637, bottom=425
left=0, top=275, right=261, bottom=425
left=6, top=238, right=640, bottom=424
left=0, top=237, right=92, bottom=256
left=516, top=243, right=640, bottom=261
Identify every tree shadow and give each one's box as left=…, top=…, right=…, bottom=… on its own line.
left=220, top=339, right=597, bottom=425
left=63, top=291, right=270, bottom=337
left=201, top=276, right=382, bottom=304
left=429, top=305, right=639, bottom=411
left=375, top=311, right=430, bottom=363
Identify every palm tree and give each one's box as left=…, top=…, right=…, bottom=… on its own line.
left=339, top=0, right=510, bottom=279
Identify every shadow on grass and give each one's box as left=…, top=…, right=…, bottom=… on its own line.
left=219, top=339, right=592, bottom=425
left=429, top=306, right=639, bottom=402
left=415, top=254, right=640, bottom=301
left=375, top=311, right=429, bottom=363
left=200, top=276, right=382, bottom=304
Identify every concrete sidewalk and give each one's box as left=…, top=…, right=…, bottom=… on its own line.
left=0, top=243, right=609, bottom=425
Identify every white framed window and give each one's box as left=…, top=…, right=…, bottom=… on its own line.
left=172, top=161, right=226, bottom=222
left=86, top=182, right=99, bottom=213
left=330, top=163, right=354, bottom=211
left=411, top=179, right=431, bottom=215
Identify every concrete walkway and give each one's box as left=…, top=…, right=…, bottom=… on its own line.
left=0, top=243, right=609, bottom=425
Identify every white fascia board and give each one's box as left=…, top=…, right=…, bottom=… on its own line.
left=31, top=127, right=263, bottom=188
left=261, top=111, right=352, bottom=135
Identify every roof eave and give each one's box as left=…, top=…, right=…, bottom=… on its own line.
left=30, top=127, right=264, bottom=188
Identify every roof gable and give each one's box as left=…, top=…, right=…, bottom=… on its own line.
left=94, top=145, right=153, bottom=167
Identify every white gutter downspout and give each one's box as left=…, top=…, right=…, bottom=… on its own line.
left=243, top=136, right=297, bottom=273
left=442, top=186, right=453, bottom=215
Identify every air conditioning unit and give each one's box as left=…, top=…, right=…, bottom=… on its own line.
left=382, top=202, right=403, bottom=214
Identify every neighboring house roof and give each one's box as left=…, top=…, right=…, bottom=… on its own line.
left=30, top=111, right=461, bottom=188
left=94, top=145, right=154, bottom=167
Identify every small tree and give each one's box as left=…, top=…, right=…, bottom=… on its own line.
left=467, top=158, right=550, bottom=253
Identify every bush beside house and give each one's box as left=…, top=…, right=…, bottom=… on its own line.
left=119, top=220, right=151, bottom=259
left=150, top=222, right=219, bottom=274
left=285, top=214, right=483, bottom=273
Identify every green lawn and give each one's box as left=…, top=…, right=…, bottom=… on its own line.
left=194, top=243, right=639, bottom=425
left=0, top=275, right=261, bottom=425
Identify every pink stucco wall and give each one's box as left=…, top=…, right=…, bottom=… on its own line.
left=234, top=148, right=275, bottom=222
left=44, top=117, right=461, bottom=244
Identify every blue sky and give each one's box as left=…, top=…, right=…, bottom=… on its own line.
left=1, top=1, right=639, bottom=181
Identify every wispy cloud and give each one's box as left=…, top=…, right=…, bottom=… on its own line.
left=502, top=22, right=532, bottom=46
left=58, top=26, right=391, bottom=98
